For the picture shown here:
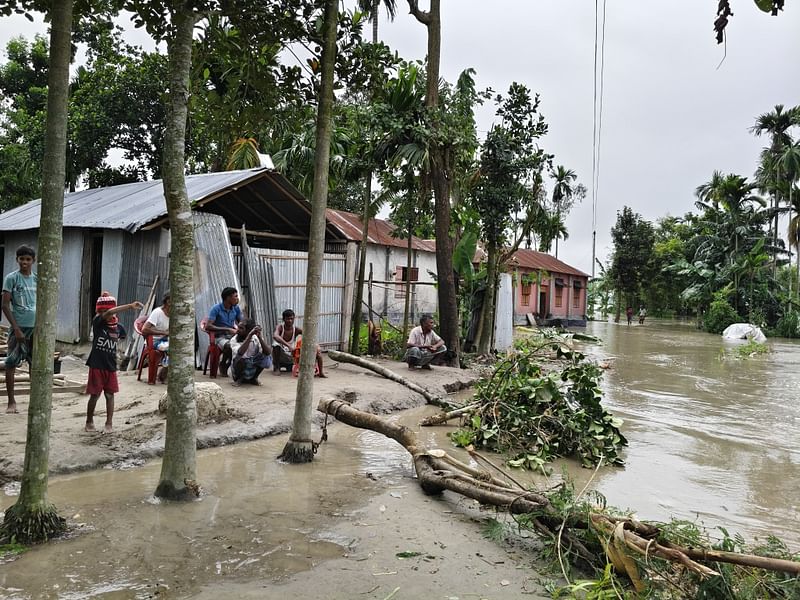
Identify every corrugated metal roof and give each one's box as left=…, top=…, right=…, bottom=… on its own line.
left=0, top=168, right=280, bottom=233
left=326, top=208, right=437, bottom=253
left=508, top=248, right=590, bottom=278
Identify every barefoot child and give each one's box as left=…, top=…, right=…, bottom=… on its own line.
left=85, top=293, right=143, bottom=432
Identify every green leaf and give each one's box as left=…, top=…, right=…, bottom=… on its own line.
left=754, top=0, right=773, bottom=12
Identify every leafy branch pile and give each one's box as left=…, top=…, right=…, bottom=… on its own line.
left=514, top=481, right=800, bottom=599
left=449, top=332, right=627, bottom=471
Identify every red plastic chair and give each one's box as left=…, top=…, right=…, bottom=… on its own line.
left=133, top=315, right=163, bottom=385
left=201, top=318, right=221, bottom=378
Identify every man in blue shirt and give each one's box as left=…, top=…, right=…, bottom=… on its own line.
left=206, top=287, right=242, bottom=376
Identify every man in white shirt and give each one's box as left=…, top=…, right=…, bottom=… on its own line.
left=230, top=318, right=272, bottom=386
left=142, top=294, right=170, bottom=382
left=404, top=314, right=446, bottom=370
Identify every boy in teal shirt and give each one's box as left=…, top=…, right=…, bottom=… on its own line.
left=2, top=245, right=37, bottom=414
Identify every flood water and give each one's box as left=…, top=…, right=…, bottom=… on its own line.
left=2, top=319, right=799, bottom=598
left=0, top=425, right=414, bottom=599
left=575, top=319, right=800, bottom=547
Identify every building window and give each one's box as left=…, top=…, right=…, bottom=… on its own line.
left=555, top=285, right=563, bottom=308
left=394, top=266, right=419, bottom=298
left=573, top=288, right=580, bottom=308
left=521, top=281, right=531, bottom=306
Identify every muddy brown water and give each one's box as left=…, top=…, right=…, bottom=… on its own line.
left=573, top=320, right=800, bottom=547
left=1, top=408, right=548, bottom=600
left=2, top=319, right=798, bottom=598
left=0, top=421, right=418, bottom=599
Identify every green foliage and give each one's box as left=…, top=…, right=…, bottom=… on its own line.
left=608, top=206, right=656, bottom=311
left=775, top=309, right=800, bottom=338
left=449, top=332, right=626, bottom=471
left=353, top=319, right=406, bottom=360
left=553, top=563, right=630, bottom=599
left=480, top=517, right=507, bottom=544
left=735, top=339, right=769, bottom=358
left=0, top=539, right=28, bottom=557
left=704, top=290, right=740, bottom=334
left=517, top=481, right=800, bottom=599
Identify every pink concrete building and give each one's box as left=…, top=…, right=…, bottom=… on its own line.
left=508, top=249, right=589, bottom=326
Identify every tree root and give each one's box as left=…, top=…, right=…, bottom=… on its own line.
left=154, top=479, right=201, bottom=501
left=278, top=439, right=315, bottom=463
left=0, top=502, right=67, bottom=544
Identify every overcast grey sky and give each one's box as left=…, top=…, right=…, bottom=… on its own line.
left=377, top=1, right=800, bottom=275
left=2, top=2, right=799, bottom=276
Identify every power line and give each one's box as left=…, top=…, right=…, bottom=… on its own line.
left=591, top=0, right=607, bottom=279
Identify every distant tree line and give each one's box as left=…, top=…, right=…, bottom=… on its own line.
left=589, top=104, right=800, bottom=336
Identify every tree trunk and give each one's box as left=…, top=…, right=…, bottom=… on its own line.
left=280, top=0, right=339, bottom=464
left=1, top=0, right=73, bottom=544
left=327, top=350, right=450, bottom=408
left=350, top=173, right=372, bottom=355
left=796, top=241, right=799, bottom=301
left=401, top=217, right=413, bottom=337
left=318, top=399, right=800, bottom=579
left=371, top=0, right=379, bottom=43
left=155, top=7, right=199, bottom=501
left=409, top=0, right=459, bottom=367
left=475, top=242, right=498, bottom=354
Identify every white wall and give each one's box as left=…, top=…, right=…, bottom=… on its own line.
left=361, top=244, right=438, bottom=323
left=493, top=273, right=514, bottom=351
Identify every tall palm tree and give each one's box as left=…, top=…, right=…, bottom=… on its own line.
left=695, top=172, right=766, bottom=311
left=550, top=165, right=576, bottom=258
left=349, top=0, right=398, bottom=354
left=357, top=0, right=397, bottom=44
left=751, top=104, right=800, bottom=262
left=695, top=170, right=726, bottom=211
left=780, top=141, right=800, bottom=296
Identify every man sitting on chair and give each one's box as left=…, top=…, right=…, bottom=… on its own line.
left=206, top=287, right=242, bottom=376
left=404, top=314, right=446, bottom=370
left=142, top=294, right=170, bottom=383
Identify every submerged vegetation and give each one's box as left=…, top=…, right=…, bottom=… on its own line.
left=449, top=331, right=627, bottom=472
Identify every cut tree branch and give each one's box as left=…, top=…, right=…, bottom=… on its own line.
left=327, top=350, right=451, bottom=408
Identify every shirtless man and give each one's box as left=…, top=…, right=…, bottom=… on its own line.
left=272, top=309, right=325, bottom=377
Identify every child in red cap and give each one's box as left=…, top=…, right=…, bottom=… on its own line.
left=85, top=292, right=142, bottom=433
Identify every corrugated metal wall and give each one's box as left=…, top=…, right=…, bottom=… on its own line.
left=117, top=229, right=170, bottom=341
left=251, top=248, right=346, bottom=350
left=232, top=247, right=278, bottom=340
left=193, top=213, right=241, bottom=366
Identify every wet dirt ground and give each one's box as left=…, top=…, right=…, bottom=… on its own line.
left=1, top=405, right=551, bottom=600
left=0, top=355, right=477, bottom=483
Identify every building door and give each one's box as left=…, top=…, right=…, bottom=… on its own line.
left=538, top=289, right=548, bottom=318
left=80, top=233, right=104, bottom=341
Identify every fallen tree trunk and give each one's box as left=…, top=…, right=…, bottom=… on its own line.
left=327, top=350, right=451, bottom=408
left=317, top=397, right=800, bottom=582
left=420, top=403, right=480, bottom=426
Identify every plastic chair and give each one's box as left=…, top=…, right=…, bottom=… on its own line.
left=133, top=315, right=163, bottom=385
left=201, top=318, right=221, bottom=378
